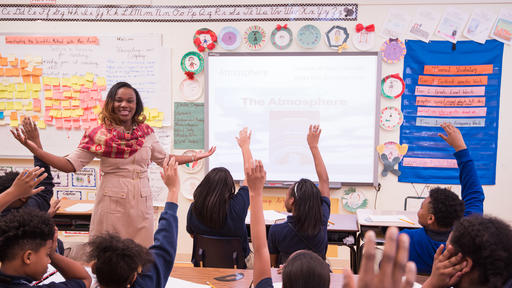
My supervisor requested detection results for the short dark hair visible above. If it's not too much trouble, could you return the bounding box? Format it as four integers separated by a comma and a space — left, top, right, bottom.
88, 233, 153, 288
429, 187, 464, 228
0, 171, 20, 194
450, 215, 512, 288
99, 82, 145, 126
290, 179, 323, 236
282, 250, 330, 288
0, 208, 55, 262
192, 167, 235, 229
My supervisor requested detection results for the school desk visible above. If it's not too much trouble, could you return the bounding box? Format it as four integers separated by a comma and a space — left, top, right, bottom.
54, 199, 94, 231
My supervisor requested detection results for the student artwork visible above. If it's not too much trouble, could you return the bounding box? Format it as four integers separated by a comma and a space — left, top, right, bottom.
296, 24, 322, 49
51, 168, 69, 187
376, 141, 408, 177
193, 28, 217, 52
244, 25, 267, 50
325, 25, 349, 50
380, 38, 406, 64
381, 9, 412, 39
380, 106, 403, 130
179, 73, 203, 102
218, 26, 242, 50
181, 176, 201, 200
181, 150, 204, 174
180, 51, 204, 75
463, 9, 497, 44
381, 74, 405, 99
271, 24, 293, 50
71, 167, 96, 188
435, 8, 470, 43
409, 8, 440, 42
490, 8, 512, 45
352, 23, 375, 51
342, 187, 368, 213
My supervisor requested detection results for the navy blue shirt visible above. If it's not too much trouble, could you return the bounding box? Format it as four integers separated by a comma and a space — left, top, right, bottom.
255, 277, 273, 288
0, 271, 84, 288
267, 196, 330, 264
186, 186, 250, 258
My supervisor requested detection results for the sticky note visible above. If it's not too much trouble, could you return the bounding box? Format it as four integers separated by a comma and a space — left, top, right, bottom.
55, 119, 63, 128
84, 81, 93, 89
10, 111, 17, 120
7, 54, 15, 62
0, 102, 5, 110
21, 69, 31, 76
32, 67, 42, 77
62, 100, 71, 108
0, 68, 4, 77
31, 83, 41, 91
157, 112, 164, 121
19, 60, 28, 69
37, 120, 46, 129
93, 106, 101, 115
5, 102, 14, 110
9, 120, 19, 127
16, 83, 25, 92
5, 68, 20, 77
13, 102, 22, 110
0, 57, 7, 66
62, 110, 72, 118
32, 76, 40, 84
32, 57, 42, 65
33, 99, 41, 112
0, 92, 8, 99
71, 100, 80, 107
72, 84, 81, 91
85, 72, 94, 82
72, 92, 80, 98
9, 58, 19, 67
32, 115, 39, 122
96, 77, 106, 86
44, 90, 53, 99
0, 111, 3, 119
23, 103, 32, 111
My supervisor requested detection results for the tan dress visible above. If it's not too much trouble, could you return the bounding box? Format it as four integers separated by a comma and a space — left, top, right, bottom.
66, 131, 166, 247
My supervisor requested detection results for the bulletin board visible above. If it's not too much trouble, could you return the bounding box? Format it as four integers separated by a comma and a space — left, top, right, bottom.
1, 33, 171, 158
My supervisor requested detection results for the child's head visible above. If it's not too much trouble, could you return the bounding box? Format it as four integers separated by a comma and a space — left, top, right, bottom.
417, 187, 464, 229
448, 215, 512, 288
282, 250, 330, 288
0, 208, 55, 280
88, 233, 153, 288
192, 167, 235, 229
0, 171, 27, 208
286, 179, 323, 235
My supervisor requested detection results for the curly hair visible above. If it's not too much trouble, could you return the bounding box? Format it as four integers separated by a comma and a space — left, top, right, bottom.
282, 250, 330, 288
88, 233, 154, 288
98, 82, 146, 127
450, 215, 512, 288
428, 187, 464, 229
0, 171, 20, 194
0, 208, 55, 262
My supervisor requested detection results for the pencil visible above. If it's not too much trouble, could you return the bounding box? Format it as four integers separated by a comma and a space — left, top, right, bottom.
328, 220, 335, 225
206, 281, 217, 288
400, 218, 415, 225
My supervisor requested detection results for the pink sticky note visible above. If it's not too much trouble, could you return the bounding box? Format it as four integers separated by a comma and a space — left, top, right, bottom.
33, 99, 41, 112
55, 119, 63, 129
53, 91, 63, 99
64, 119, 72, 130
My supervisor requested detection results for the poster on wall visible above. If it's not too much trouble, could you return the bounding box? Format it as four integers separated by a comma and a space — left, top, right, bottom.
399, 40, 504, 185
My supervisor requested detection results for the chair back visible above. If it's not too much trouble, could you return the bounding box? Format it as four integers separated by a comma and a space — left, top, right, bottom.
192, 234, 247, 269
404, 196, 426, 212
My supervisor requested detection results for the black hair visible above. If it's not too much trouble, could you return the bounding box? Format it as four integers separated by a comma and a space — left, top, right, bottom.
0, 171, 20, 194
290, 179, 323, 236
429, 187, 464, 229
192, 167, 236, 230
88, 233, 154, 288
99, 82, 145, 126
450, 215, 512, 288
282, 250, 330, 288
0, 208, 55, 262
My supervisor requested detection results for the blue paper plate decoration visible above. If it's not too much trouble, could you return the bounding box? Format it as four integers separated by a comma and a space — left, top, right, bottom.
297, 24, 322, 49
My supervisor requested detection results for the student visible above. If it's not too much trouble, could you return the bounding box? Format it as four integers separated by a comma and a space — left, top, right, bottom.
342, 228, 417, 288
186, 127, 253, 267
12, 82, 215, 247
87, 156, 180, 288
422, 215, 512, 288
0, 209, 92, 288
400, 123, 484, 274
248, 160, 331, 288
267, 124, 330, 266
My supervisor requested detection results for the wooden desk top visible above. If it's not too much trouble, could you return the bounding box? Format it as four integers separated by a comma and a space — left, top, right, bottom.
56, 199, 95, 216
245, 211, 359, 232
356, 209, 421, 229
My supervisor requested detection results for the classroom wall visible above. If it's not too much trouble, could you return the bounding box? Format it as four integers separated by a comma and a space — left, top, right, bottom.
2, 0, 511, 266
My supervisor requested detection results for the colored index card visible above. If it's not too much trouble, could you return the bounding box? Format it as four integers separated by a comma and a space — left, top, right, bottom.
84, 72, 94, 82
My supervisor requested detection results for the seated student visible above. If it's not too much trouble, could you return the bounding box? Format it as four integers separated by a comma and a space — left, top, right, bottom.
422, 215, 512, 288
1, 118, 57, 216
267, 125, 330, 267
0, 167, 47, 213
400, 123, 484, 274
0, 209, 92, 287
247, 160, 331, 288
186, 127, 253, 267
87, 156, 180, 288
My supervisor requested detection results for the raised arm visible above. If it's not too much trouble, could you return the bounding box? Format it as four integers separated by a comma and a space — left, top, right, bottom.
236, 127, 253, 186
172, 146, 216, 165
247, 160, 272, 286
307, 125, 329, 198
0, 167, 47, 212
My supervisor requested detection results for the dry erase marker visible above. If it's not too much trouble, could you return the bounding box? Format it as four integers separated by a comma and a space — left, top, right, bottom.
206, 281, 217, 288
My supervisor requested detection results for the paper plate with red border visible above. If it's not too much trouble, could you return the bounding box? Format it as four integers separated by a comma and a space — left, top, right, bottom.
180, 51, 204, 74
381, 73, 405, 99
193, 28, 217, 52
271, 24, 293, 50
380, 106, 403, 130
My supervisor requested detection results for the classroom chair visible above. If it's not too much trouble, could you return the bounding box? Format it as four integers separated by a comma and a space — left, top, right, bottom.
192, 234, 247, 269
404, 196, 426, 212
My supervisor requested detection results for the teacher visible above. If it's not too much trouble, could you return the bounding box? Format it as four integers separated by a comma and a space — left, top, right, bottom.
12, 81, 215, 247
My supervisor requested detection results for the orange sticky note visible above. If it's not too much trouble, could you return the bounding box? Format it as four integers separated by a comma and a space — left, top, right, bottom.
0, 57, 7, 66
19, 60, 28, 69
21, 69, 31, 76
32, 67, 42, 77
32, 115, 40, 122
0, 68, 4, 76
9, 58, 18, 67
32, 76, 41, 84
10, 111, 18, 121
5, 68, 20, 77
33, 99, 41, 112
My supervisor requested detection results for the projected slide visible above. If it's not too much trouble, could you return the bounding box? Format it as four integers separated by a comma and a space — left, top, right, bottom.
207, 53, 379, 184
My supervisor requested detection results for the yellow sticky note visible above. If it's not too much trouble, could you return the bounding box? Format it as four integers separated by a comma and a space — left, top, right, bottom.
44, 90, 53, 99
0, 84, 6, 91
13, 102, 23, 110
84, 81, 93, 89
44, 100, 53, 107
84, 72, 94, 82
42, 77, 51, 85
49, 110, 56, 117
62, 110, 72, 118
72, 92, 80, 98
0, 102, 5, 110
61, 100, 71, 108
31, 83, 41, 92
157, 112, 164, 121
5, 102, 14, 110
7, 84, 15, 92
96, 77, 106, 86
71, 100, 80, 107
63, 91, 72, 98
61, 78, 71, 87
9, 120, 19, 127
76, 108, 84, 116
50, 77, 60, 86
153, 121, 162, 128
24, 103, 32, 111
37, 120, 46, 129
149, 108, 158, 120
93, 106, 101, 115
72, 84, 81, 91
16, 83, 25, 92
0, 91, 9, 99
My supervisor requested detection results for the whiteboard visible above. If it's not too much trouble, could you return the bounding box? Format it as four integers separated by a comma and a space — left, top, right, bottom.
1, 33, 171, 158
206, 52, 381, 186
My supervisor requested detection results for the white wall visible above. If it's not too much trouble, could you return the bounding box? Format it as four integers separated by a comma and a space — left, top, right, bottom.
1, 0, 511, 265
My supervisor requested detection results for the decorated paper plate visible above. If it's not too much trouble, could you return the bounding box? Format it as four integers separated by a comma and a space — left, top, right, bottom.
179, 77, 203, 101
244, 25, 267, 50
352, 23, 376, 51
193, 28, 217, 52
380, 106, 403, 130
380, 38, 406, 64
297, 24, 322, 49
376, 141, 408, 162
325, 25, 350, 49
181, 149, 204, 174
181, 176, 201, 200
381, 73, 405, 99
342, 187, 368, 213
219, 26, 241, 50
271, 24, 293, 50
180, 51, 204, 74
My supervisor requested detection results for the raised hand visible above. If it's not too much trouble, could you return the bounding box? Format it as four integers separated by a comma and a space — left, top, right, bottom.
246, 160, 266, 197
10, 167, 48, 199
21, 117, 42, 149
438, 123, 467, 152
161, 156, 180, 203
422, 244, 468, 288
48, 198, 62, 217
307, 124, 321, 148
196, 146, 216, 160
10, 127, 39, 153
236, 127, 251, 149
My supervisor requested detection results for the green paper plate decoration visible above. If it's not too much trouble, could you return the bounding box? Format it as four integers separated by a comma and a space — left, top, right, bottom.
297, 24, 322, 49
271, 24, 293, 50
342, 187, 368, 213
244, 25, 267, 50
381, 73, 405, 99
181, 51, 204, 75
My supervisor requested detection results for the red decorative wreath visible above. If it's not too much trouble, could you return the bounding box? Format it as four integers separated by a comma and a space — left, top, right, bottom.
193, 28, 217, 52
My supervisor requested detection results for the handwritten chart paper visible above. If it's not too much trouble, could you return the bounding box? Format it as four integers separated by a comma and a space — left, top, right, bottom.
174, 102, 204, 150
399, 40, 503, 185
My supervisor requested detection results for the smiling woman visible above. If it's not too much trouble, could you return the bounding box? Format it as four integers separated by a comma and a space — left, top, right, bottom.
11, 81, 216, 247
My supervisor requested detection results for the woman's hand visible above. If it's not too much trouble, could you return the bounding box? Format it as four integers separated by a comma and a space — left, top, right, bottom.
196, 146, 216, 160
10, 127, 39, 153
22, 117, 42, 149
